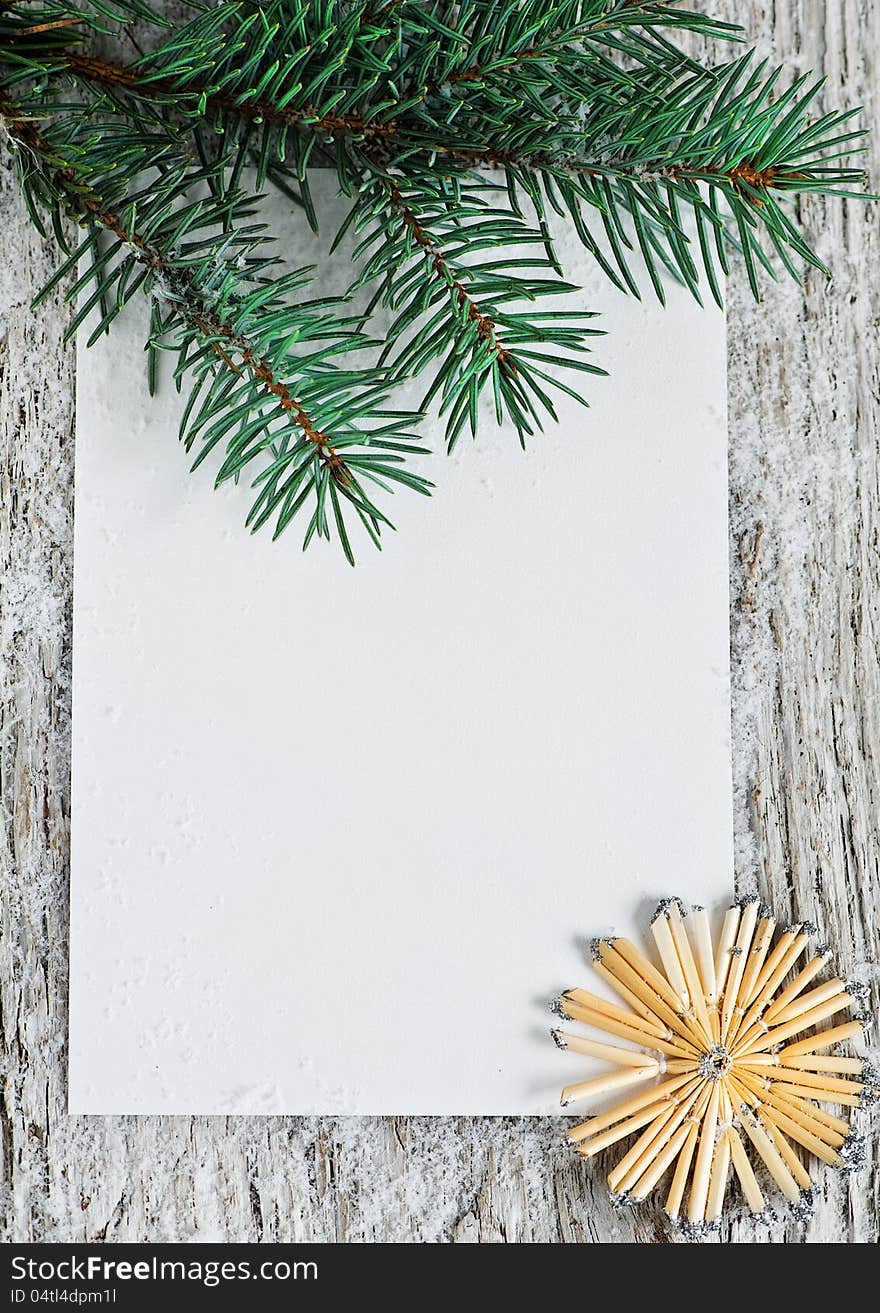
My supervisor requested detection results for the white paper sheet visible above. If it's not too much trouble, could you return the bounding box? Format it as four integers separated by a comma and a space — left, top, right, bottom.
69, 180, 732, 1113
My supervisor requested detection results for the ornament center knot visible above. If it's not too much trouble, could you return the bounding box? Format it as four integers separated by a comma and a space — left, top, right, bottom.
699, 1045, 731, 1080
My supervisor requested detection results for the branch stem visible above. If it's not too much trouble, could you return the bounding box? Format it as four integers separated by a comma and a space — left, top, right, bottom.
55, 54, 798, 198
381, 174, 514, 374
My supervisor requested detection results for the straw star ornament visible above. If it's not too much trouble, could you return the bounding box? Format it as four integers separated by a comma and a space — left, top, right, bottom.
552, 897, 876, 1231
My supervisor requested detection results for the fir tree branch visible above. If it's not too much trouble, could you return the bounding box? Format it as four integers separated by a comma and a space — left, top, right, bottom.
1, 91, 432, 559
49, 47, 814, 195
380, 172, 516, 375
350, 168, 604, 449
0, 0, 871, 559
57, 50, 399, 143
42, 48, 846, 206
410, 0, 739, 98
34, 17, 862, 308
35, 1, 733, 145
2, 100, 349, 469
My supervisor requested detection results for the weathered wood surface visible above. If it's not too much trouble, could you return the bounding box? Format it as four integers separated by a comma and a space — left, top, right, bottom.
1, 1, 878, 1242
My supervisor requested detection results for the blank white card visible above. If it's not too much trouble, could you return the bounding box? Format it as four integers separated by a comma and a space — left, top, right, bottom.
69, 182, 732, 1113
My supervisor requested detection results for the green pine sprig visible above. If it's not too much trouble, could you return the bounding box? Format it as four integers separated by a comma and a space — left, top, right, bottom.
3, 92, 432, 559
0, 0, 871, 561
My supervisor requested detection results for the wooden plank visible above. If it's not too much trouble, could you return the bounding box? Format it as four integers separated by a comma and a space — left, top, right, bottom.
0, 0, 877, 1241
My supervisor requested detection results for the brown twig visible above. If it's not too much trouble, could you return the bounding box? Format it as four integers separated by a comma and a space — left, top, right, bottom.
381, 175, 515, 375
431, 143, 789, 196
20, 18, 82, 36
729, 161, 778, 190
423, 43, 551, 96
61, 52, 396, 145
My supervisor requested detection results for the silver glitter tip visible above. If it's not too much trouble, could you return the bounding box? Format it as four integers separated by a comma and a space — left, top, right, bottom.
550, 996, 570, 1019
738, 893, 761, 909
788, 1189, 815, 1225
838, 1135, 867, 1174
673, 1218, 720, 1241
551, 1027, 568, 1050
859, 1063, 879, 1105
844, 980, 871, 1020
652, 896, 685, 921
590, 935, 616, 960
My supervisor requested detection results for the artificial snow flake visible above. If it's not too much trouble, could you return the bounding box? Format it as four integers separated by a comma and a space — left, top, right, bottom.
553, 896, 877, 1232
